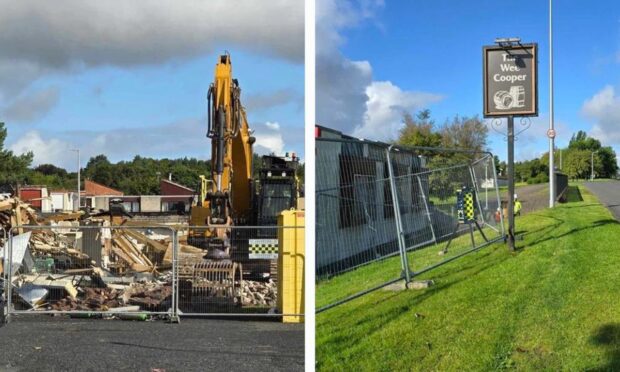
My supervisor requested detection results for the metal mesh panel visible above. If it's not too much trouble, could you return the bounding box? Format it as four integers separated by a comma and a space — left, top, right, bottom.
316, 137, 506, 312
175, 225, 303, 317
316, 139, 406, 311
400, 150, 504, 274
4, 225, 176, 319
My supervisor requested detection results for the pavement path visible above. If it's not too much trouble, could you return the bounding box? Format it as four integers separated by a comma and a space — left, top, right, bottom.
0, 317, 304, 372
585, 181, 620, 221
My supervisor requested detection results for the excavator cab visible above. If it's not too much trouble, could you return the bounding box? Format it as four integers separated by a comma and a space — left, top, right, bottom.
254, 154, 299, 227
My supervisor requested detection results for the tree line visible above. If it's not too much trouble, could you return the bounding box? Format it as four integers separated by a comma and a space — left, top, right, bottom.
0, 123, 304, 195
396, 111, 618, 185
512, 130, 617, 183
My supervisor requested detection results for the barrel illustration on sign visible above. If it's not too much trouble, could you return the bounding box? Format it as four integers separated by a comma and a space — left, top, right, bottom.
494, 85, 525, 110
483, 43, 537, 117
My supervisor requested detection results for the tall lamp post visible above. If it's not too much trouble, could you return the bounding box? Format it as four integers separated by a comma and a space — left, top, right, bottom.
548, 0, 556, 207
591, 150, 598, 181
70, 149, 80, 211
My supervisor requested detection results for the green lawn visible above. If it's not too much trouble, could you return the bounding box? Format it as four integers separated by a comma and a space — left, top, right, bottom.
317, 186, 620, 371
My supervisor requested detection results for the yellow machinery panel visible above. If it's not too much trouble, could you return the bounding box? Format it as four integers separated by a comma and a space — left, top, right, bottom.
277, 210, 305, 323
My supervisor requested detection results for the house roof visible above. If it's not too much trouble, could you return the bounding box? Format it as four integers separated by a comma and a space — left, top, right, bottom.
84, 179, 123, 196
160, 179, 195, 195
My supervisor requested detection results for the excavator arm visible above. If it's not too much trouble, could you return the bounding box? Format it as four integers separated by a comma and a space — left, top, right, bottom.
192, 53, 255, 258
206, 53, 254, 225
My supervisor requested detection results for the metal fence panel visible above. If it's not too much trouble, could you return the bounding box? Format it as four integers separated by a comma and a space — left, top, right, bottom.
316, 139, 408, 312
4, 224, 176, 321
1, 226, 6, 322
316, 137, 506, 312
174, 225, 304, 317
398, 149, 504, 276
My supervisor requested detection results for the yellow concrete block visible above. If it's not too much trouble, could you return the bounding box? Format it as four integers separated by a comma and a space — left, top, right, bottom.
277, 210, 304, 323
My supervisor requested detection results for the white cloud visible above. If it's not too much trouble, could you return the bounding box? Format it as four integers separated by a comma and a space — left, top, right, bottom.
9, 131, 71, 168
0, 1, 303, 103
7, 118, 301, 169
254, 122, 285, 155
582, 85, 620, 144
316, 0, 442, 140
354, 81, 444, 140
265, 122, 281, 130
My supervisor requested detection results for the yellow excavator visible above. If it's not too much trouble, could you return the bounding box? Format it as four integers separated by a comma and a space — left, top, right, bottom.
184, 53, 299, 307
188, 53, 255, 258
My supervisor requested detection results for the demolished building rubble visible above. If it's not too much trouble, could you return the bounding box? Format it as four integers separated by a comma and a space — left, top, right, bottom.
0, 195, 278, 318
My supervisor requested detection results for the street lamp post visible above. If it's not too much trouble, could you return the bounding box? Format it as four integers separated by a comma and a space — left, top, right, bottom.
548, 0, 556, 207
70, 149, 80, 211
591, 151, 597, 181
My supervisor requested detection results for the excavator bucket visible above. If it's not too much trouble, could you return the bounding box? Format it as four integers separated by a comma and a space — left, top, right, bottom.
183, 260, 242, 309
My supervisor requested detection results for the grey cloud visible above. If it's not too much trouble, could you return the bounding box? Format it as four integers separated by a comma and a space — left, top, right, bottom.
316, 0, 380, 132
244, 89, 302, 112
2, 87, 60, 123
316, 54, 372, 131
0, 1, 303, 99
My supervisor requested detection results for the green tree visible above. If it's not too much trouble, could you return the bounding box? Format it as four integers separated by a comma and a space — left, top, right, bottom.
397, 110, 442, 149
0, 122, 33, 188
84, 154, 114, 186
563, 149, 593, 180
440, 115, 488, 152
568, 130, 601, 151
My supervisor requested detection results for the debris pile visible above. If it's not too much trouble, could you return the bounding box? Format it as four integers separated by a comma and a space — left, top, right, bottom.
51, 287, 123, 311
241, 279, 277, 307
0, 196, 278, 316
0, 195, 38, 235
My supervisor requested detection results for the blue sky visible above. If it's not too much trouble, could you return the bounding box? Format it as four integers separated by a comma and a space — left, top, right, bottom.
0, 1, 304, 169
317, 0, 620, 161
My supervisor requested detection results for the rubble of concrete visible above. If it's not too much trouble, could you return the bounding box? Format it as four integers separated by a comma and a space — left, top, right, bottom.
0, 196, 278, 316
241, 279, 277, 307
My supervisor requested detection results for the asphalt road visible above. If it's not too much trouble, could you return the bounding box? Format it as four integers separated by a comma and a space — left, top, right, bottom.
500, 183, 549, 215
0, 317, 304, 372
585, 181, 620, 221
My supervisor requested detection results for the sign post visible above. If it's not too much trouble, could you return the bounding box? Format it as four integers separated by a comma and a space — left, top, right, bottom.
484, 40, 538, 251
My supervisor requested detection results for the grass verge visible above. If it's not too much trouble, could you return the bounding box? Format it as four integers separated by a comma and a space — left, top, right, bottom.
317, 186, 620, 371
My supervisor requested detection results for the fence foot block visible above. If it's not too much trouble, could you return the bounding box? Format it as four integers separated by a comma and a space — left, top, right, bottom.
382, 280, 434, 291
408, 280, 435, 290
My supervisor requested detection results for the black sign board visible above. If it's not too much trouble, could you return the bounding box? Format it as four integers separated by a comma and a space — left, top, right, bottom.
483, 43, 538, 117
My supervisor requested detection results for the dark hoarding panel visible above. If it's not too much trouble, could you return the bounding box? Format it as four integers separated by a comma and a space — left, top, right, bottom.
483, 44, 538, 117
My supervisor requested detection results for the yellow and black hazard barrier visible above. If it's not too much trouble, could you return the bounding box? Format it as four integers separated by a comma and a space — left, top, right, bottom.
248, 239, 278, 259
457, 187, 476, 223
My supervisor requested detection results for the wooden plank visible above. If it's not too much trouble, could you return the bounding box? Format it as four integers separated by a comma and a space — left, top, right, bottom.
0, 199, 15, 212
14, 202, 23, 234
122, 229, 168, 253
113, 233, 153, 268
45, 212, 82, 223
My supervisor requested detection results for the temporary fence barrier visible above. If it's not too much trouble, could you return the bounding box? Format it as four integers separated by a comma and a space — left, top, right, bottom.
3, 221, 304, 322
398, 147, 505, 279
3, 224, 177, 322
1, 226, 6, 321
174, 224, 305, 318
316, 137, 506, 312
2, 221, 304, 322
